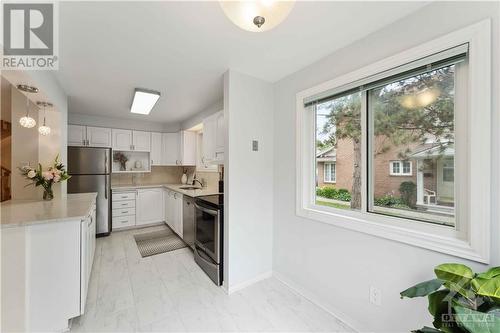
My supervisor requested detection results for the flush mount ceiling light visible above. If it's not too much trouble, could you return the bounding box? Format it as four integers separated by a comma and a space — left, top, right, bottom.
17, 84, 39, 128
130, 88, 161, 115
37, 101, 53, 136
220, 0, 295, 32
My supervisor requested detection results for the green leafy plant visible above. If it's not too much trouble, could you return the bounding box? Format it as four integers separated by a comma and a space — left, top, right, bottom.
374, 194, 406, 207
316, 187, 351, 202
401, 263, 500, 333
399, 181, 417, 208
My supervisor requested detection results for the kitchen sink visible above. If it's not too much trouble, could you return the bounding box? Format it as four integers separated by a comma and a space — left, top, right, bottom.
179, 185, 202, 190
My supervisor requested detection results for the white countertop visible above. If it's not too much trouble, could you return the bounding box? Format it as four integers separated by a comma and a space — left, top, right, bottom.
112, 183, 221, 197
1, 192, 97, 229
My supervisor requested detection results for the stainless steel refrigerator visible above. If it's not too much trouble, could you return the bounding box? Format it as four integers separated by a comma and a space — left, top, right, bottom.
67, 146, 111, 236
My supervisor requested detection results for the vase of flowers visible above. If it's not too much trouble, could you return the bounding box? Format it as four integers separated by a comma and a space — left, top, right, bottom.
113, 152, 128, 171
19, 155, 71, 201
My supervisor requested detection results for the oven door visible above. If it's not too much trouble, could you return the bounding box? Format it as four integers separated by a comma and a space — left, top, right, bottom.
194, 202, 220, 264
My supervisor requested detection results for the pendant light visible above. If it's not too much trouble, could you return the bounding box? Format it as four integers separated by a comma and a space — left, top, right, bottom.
17, 84, 39, 128
220, 0, 295, 32
37, 101, 53, 136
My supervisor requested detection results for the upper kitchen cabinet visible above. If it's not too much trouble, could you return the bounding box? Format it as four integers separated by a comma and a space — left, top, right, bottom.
132, 131, 151, 152
112, 129, 133, 150
150, 132, 163, 166
162, 132, 179, 165
162, 131, 196, 166
214, 111, 225, 162
202, 114, 217, 162
112, 129, 150, 152
179, 130, 196, 166
87, 126, 112, 147
68, 125, 111, 147
68, 125, 86, 146
201, 111, 224, 164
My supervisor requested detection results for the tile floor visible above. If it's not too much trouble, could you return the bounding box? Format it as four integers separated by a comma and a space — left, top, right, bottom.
70, 225, 352, 332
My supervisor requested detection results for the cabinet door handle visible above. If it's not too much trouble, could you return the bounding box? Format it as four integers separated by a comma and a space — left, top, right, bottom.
122, 210, 129, 214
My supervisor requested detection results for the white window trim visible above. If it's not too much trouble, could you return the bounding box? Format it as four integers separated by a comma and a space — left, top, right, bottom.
296, 20, 491, 263
389, 160, 412, 176
323, 162, 336, 183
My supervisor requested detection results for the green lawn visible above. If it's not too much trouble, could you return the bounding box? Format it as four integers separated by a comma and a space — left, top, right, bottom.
316, 200, 350, 210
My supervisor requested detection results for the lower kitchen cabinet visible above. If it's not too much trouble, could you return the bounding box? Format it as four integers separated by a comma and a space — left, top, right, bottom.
112, 190, 137, 230
164, 189, 183, 237
136, 188, 164, 225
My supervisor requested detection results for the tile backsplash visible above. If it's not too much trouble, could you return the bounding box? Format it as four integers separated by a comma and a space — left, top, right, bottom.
111, 166, 221, 190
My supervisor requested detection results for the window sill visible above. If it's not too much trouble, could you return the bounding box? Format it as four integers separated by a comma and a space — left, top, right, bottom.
296, 205, 489, 264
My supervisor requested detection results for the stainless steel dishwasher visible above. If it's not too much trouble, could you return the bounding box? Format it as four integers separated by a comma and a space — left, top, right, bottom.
182, 196, 195, 248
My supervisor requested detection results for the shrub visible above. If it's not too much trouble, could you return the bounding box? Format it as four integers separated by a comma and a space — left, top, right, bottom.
374, 194, 404, 207
316, 187, 351, 202
399, 181, 417, 208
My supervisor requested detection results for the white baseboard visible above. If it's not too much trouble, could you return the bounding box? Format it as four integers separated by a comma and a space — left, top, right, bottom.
226, 271, 273, 294
273, 271, 364, 333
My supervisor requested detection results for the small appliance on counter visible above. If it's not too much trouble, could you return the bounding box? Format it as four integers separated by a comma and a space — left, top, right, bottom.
194, 194, 223, 286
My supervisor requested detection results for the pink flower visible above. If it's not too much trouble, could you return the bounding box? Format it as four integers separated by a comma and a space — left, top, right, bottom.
53, 174, 61, 182
42, 171, 54, 181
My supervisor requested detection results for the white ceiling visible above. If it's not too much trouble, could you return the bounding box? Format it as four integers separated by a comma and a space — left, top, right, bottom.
56, 1, 428, 124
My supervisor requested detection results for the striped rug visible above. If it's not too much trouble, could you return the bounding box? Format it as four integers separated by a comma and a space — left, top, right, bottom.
134, 228, 187, 257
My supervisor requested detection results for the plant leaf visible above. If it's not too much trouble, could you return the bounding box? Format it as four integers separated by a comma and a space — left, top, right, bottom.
453, 305, 500, 333
444, 281, 476, 301
401, 279, 444, 298
475, 278, 500, 302
412, 327, 445, 333
435, 263, 474, 284
477, 267, 500, 280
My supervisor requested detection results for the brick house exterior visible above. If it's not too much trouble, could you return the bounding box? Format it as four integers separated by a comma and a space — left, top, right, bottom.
317, 138, 441, 199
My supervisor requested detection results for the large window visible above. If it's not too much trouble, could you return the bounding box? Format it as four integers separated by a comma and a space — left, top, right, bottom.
297, 21, 491, 263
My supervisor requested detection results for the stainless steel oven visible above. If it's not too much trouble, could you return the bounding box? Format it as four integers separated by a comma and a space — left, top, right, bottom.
194, 195, 223, 286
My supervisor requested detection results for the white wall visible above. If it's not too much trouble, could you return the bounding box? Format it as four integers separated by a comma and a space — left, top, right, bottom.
10, 86, 40, 200
224, 70, 274, 291
3, 69, 69, 198
272, 2, 499, 332
181, 99, 223, 130
68, 112, 180, 133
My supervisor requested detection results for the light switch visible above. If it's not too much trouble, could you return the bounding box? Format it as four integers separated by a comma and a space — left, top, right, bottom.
252, 140, 258, 151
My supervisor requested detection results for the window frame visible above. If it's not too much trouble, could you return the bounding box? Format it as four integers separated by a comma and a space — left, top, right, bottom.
296, 20, 491, 263
389, 160, 412, 176
323, 162, 336, 183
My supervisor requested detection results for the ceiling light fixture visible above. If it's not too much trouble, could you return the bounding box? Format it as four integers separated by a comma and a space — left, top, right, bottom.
37, 101, 53, 136
130, 88, 161, 115
220, 0, 295, 32
17, 84, 39, 128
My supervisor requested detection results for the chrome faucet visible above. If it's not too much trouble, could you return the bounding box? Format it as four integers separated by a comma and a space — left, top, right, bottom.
193, 178, 203, 188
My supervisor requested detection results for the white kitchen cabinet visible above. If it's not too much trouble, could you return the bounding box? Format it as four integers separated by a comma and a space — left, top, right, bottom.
112, 129, 133, 150
137, 188, 164, 225
162, 132, 179, 165
69, 125, 112, 147
87, 126, 112, 147
150, 132, 163, 166
112, 190, 136, 229
179, 130, 196, 166
68, 125, 87, 146
132, 130, 151, 152
164, 189, 183, 237
80, 203, 96, 314
201, 110, 225, 164
202, 114, 217, 162
214, 111, 225, 162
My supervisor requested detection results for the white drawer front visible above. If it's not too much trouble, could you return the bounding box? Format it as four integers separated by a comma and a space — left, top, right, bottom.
112, 192, 136, 201
112, 208, 136, 217
113, 216, 135, 229
113, 200, 135, 209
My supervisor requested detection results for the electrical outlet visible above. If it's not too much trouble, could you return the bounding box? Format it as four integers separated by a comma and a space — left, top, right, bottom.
252, 140, 258, 151
369, 286, 382, 306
